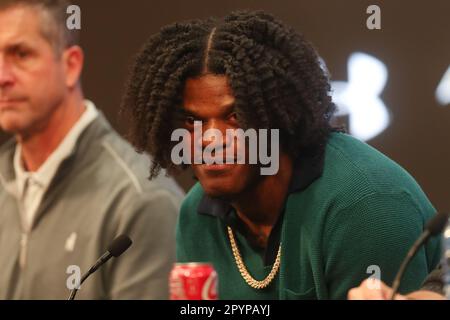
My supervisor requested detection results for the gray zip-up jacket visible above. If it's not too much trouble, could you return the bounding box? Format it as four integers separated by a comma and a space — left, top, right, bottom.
0, 113, 182, 300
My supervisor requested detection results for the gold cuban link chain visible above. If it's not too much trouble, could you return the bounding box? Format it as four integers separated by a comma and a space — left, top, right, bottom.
227, 226, 281, 290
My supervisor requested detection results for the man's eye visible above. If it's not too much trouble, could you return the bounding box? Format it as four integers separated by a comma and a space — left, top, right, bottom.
229, 112, 238, 122
15, 50, 30, 59
185, 116, 196, 125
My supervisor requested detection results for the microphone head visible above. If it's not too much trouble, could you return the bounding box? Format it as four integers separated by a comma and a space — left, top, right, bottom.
426, 212, 450, 236
108, 235, 132, 257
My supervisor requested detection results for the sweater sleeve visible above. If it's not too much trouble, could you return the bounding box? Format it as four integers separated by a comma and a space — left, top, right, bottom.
175, 183, 204, 263
322, 191, 441, 299
175, 206, 189, 263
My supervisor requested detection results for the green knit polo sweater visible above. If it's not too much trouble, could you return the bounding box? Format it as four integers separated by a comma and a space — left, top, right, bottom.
176, 133, 441, 299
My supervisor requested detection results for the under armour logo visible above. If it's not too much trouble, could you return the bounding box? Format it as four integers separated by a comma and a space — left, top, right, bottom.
436, 66, 450, 106
331, 52, 390, 141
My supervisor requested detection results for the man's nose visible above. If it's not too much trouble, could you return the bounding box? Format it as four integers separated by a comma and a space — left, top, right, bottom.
200, 120, 228, 149
0, 57, 15, 88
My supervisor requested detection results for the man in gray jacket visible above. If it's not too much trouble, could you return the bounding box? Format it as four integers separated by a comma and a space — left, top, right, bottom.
0, 0, 182, 299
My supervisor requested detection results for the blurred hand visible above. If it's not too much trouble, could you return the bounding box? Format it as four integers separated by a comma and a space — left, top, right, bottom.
348, 278, 445, 300
348, 278, 407, 300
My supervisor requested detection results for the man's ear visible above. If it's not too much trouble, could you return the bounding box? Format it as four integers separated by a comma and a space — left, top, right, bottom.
62, 45, 84, 88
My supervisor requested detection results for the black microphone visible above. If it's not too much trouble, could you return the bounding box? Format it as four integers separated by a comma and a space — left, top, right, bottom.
67, 235, 132, 300
390, 212, 449, 299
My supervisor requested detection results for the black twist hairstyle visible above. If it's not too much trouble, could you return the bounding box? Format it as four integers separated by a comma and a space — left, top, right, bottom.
122, 10, 336, 179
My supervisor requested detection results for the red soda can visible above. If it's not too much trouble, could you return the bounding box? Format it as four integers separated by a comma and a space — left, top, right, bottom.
169, 263, 218, 300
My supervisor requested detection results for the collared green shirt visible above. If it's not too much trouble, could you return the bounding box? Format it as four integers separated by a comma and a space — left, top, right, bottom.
176, 132, 441, 299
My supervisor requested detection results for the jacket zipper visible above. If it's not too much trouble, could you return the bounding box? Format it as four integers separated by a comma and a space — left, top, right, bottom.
19, 233, 29, 269
16, 198, 30, 270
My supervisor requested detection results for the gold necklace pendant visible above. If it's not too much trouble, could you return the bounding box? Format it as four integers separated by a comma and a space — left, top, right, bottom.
227, 226, 281, 290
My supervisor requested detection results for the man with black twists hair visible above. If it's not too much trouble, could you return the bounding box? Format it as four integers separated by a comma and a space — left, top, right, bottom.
122, 11, 440, 299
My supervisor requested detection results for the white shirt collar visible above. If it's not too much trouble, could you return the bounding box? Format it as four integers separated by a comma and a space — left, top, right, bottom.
14, 100, 99, 197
